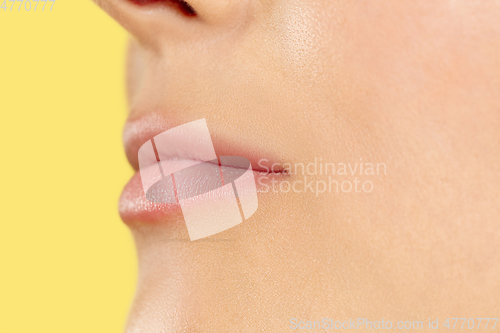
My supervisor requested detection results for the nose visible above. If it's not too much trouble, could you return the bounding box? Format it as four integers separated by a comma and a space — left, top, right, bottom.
94, 0, 254, 48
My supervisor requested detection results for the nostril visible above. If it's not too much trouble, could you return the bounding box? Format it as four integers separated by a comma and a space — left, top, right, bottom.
128, 0, 197, 17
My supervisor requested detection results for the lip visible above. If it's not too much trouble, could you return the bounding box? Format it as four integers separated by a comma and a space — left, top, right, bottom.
119, 112, 286, 224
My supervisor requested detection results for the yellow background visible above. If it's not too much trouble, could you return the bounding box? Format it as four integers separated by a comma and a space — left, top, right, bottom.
0, 1, 136, 332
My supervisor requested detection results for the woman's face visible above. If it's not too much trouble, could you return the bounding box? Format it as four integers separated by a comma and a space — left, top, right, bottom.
95, 0, 500, 331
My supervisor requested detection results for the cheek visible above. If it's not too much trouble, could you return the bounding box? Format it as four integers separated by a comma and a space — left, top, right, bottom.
266, 0, 347, 81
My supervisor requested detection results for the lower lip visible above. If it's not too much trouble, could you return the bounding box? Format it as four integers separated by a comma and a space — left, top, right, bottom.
119, 161, 282, 224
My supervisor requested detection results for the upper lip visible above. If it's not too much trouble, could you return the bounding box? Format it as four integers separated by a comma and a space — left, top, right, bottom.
123, 112, 286, 174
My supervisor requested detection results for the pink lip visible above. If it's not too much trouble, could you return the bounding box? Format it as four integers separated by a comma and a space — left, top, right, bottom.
119, 113, 285, 224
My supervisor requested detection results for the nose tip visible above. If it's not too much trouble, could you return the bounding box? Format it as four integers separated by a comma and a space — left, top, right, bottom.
125, 0, 251, 26
99, 0, 253, 48
186, 0, 249, 25
128, 0, 197, 17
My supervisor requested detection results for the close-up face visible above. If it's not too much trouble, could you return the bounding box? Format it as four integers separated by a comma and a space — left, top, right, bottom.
94, 0, 500, 331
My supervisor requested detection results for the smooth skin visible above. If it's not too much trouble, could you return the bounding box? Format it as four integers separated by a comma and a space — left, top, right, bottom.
94, 0, 500, 331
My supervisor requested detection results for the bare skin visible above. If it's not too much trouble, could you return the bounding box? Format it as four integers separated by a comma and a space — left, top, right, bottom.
94, 0, 500, 331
